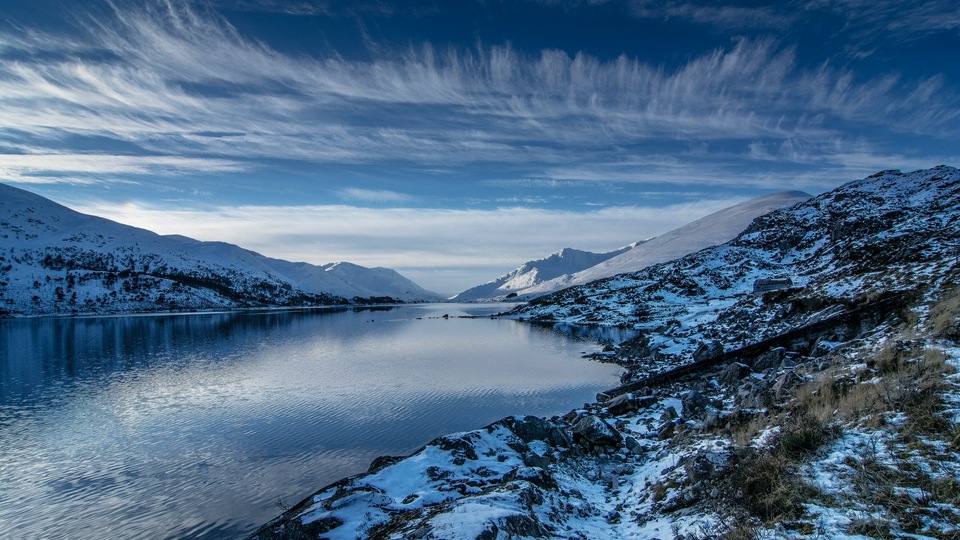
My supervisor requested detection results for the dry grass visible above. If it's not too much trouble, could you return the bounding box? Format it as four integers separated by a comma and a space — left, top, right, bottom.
725, 411, 835, 524
928, 285, 960, 340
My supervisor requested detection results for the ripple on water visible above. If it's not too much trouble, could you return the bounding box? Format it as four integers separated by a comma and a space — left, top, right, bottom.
0, 306, 621, 538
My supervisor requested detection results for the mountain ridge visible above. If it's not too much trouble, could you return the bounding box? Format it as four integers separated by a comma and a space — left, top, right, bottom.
0, 183, 443, 316
452, 190, 812, 302
253, 165, 960, 540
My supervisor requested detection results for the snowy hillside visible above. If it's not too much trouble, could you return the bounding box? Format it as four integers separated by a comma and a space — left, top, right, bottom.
453, 191, 810, 302
0, 183, 442, 316
512, 166, 960, 365
450, 246, 633, 302
254, 166, 960, 539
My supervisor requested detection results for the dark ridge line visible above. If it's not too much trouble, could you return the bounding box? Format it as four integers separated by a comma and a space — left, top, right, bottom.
597, 291, 915, 401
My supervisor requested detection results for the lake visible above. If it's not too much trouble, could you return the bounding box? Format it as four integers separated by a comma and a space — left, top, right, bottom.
0, 304, 623, 539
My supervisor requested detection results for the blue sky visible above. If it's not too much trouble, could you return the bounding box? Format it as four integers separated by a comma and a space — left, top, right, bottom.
1, 0, 958, 294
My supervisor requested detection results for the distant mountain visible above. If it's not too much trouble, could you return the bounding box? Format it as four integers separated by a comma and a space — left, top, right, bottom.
452, 191, 811, 302
0, 183, 443, 316
510, 166, 960, 361
450, 246, 634, 302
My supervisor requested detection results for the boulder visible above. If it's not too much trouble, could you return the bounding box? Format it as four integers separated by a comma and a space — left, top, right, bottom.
605, 393, 640, 416
570, 415, 621, 448
498, 416, 572, 448
717, 362, 752, 386
693, 340, 724, 361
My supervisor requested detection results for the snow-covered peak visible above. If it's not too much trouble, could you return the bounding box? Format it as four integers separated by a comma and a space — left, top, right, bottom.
452, 190, 810, 302
450, 245, 632, 302
0, 183, 443, 316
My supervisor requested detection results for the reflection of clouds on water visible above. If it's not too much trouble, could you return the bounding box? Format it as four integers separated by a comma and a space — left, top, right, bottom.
0, 305, 619, 539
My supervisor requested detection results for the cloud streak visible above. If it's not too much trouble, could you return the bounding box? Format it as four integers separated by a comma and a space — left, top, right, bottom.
0, 0, 955, 190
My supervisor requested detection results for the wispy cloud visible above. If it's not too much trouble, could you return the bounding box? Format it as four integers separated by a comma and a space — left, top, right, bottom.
0, 154, 246, 183
0, 0, 954, 188
340, 188, 412, 202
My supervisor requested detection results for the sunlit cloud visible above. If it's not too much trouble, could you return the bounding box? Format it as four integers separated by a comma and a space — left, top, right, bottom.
69, 197, 746, 293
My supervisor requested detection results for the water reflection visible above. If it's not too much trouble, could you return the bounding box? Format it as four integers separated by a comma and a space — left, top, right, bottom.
0, 304, 620, 539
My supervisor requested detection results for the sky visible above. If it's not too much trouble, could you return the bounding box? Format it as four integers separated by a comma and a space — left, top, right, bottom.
1, 0, 958, 295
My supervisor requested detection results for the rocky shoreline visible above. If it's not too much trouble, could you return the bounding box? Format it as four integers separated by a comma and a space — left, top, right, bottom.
251, 283, 960, 538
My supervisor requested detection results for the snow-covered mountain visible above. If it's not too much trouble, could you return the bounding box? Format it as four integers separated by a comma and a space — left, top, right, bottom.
0, 183, 443, 316
511, 166, 960, 363
253, 166, 960, 539
452, 190, 811, 302
450, 246, 634, 302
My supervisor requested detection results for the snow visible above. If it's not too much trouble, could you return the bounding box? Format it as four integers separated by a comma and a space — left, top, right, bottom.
452, 191, 810, 302
0, 182, 443, 316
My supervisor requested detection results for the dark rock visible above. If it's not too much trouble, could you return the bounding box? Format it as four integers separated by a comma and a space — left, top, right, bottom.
660, 406, 679, 422
751, 347, 786, 371
368, 455, 405, 474
657, 421, 676, 440
570, 415, 621, 448
717, 362, 752, 386
503, 466, 558, 490
693, 340, 724, 361
605, 393, 640, 416
498, 416, 571, 448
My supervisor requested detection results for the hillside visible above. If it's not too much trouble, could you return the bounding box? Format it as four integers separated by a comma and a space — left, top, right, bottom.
252, 166, 960, 539
450, 246, 633, 302
0, 184, 442, 316
453, 191, 811, 302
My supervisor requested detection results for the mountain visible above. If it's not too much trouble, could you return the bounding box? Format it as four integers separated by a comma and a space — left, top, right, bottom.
0, 183, 443, 316
450, 246, 634, 302
452, 191, 811, 302
511, 166, 960, 363
254, 166, 960, 540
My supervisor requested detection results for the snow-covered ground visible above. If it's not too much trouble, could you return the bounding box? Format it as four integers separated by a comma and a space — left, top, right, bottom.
253, 167, 960, 539
0, 183, 443, 316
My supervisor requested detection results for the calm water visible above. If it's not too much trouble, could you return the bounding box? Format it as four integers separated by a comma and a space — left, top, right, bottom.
0, 304, 622, 539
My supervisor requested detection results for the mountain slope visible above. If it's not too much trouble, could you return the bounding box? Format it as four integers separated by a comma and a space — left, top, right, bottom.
0, 183, 442, 316
518, 190, 812, 299
510, 166, 960, 369
452, 191, 811, 302
253, 166, 960, 539
450, 246, 633, 302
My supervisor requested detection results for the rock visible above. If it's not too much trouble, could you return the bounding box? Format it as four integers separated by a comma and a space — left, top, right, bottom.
682, 391, 710, 417
570, 415, 622, 448
693, 340, 724, 361
752, 347, 787, 371
503, 466, 558, 490
773, 371, 798, 400
605, 393, 640, 416
660, 406, 679, 422
717, 362, 752, 386
499, 416, 572, 448
657, 421, 676, 440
